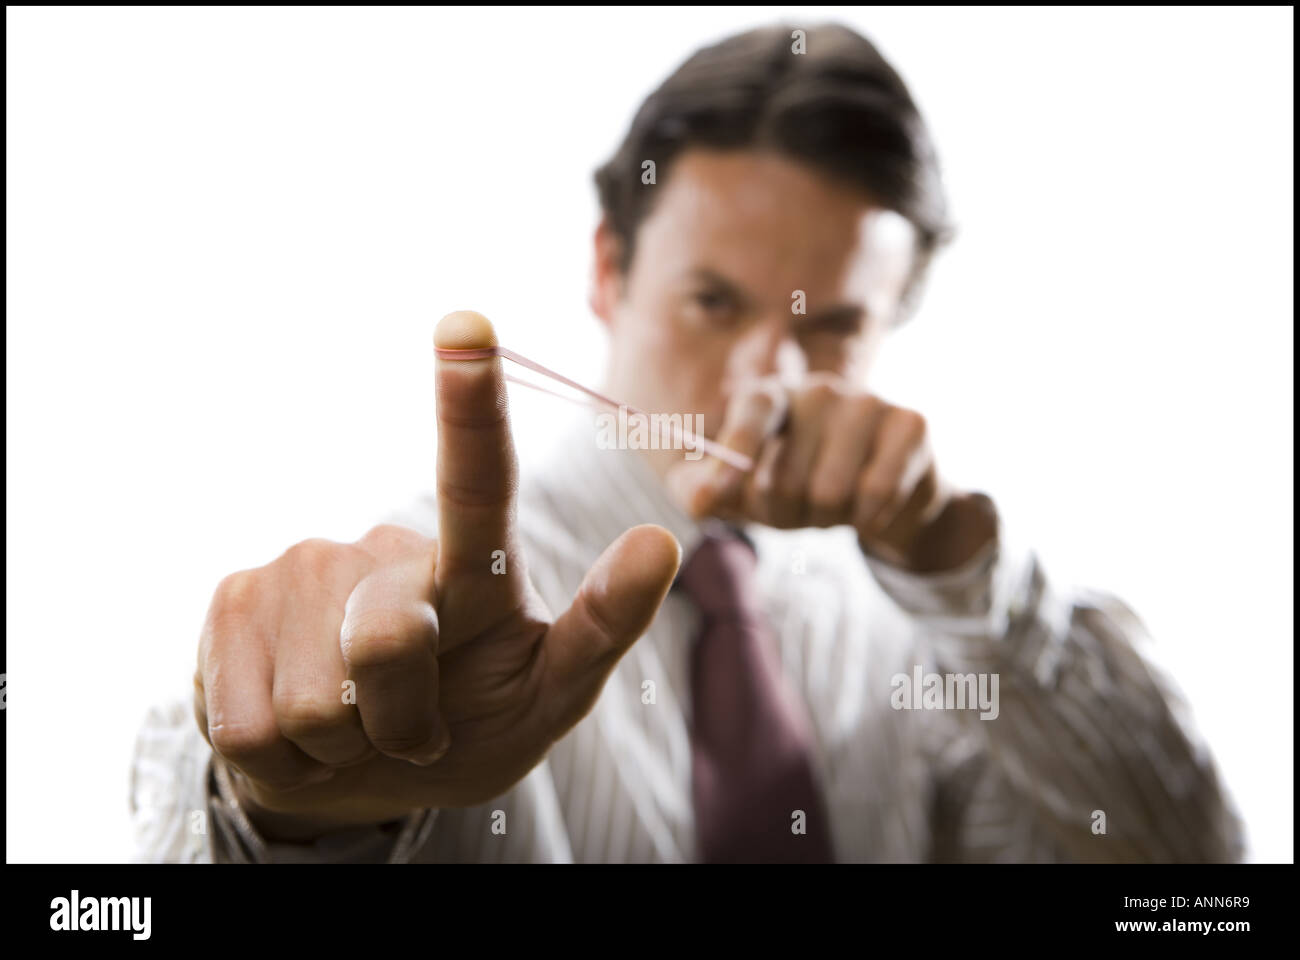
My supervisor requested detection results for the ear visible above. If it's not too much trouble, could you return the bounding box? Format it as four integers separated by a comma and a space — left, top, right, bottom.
588, 216, 625, 330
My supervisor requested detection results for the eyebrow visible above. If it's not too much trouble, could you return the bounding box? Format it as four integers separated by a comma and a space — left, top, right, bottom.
688, 268, 752, 306
797, 303, 867, 332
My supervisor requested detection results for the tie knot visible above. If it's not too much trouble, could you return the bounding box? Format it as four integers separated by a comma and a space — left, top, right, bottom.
676, 524, 762, 622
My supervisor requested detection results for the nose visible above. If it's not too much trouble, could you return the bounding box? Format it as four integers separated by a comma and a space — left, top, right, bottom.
728, 317, 806, 386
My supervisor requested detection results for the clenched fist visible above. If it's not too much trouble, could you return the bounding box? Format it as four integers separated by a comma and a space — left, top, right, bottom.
667, 375, 997, 573
194, 311, 681, 838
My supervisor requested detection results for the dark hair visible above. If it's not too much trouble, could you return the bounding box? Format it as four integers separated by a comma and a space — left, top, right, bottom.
594, 22, 955, 325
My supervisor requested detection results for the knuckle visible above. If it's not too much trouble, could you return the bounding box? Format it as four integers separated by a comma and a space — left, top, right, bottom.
847, 394, 879, 423
283, 537, 346, 575
341, 605, 435, 670
859, 474, 896, 504
211, 570, 261, 615
897, 408, 927, 441
203, 573, 263, 655
273, 691, 351, 740
437, 471, 519, 510
208, 718, 279, 764
802, 380, 842, 409
357, 523, 430, 559
808, 479, 850, 513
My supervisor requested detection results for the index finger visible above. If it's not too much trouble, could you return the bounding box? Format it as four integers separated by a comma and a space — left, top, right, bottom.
433, 311, 520, 581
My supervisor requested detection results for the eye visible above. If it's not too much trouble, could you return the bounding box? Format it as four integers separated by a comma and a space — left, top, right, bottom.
691, 283, 743, 325
694, 288, 734, 313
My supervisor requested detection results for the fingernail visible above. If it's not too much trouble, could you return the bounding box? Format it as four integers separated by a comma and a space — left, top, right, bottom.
292, 767, 337, 789
410, 725, 452, 766
433, 723, 452, 758
335, 746, 377, 769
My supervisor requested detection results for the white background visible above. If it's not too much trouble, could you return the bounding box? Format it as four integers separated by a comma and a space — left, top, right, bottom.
6, 6, 1293, 862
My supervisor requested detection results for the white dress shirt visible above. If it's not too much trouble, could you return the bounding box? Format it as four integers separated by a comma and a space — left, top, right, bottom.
130, 410, 1246, 863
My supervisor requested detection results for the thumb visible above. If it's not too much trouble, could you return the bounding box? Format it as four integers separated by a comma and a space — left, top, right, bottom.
541, 524, 681, 733
667, 378, 786, 518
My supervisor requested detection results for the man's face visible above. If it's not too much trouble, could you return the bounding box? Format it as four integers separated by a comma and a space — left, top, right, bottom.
592, 148, 918, 475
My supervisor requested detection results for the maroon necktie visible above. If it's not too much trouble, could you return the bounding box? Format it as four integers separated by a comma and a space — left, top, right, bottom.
676, 524, 835, 863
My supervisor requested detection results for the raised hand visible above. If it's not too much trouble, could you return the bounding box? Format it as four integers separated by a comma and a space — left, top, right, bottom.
667, 374, 996, 574
194, 311, 682, 835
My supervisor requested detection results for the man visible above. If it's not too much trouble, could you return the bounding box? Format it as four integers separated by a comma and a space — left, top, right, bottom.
131, 22, 1244, 863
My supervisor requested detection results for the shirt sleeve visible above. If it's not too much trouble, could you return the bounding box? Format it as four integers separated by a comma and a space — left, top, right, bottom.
862, 511, 1247, 863
129, 696, 572, 863
128, 699, 218, 862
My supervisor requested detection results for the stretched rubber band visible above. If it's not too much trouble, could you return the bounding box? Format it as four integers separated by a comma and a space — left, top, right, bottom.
436, 345, 754, 471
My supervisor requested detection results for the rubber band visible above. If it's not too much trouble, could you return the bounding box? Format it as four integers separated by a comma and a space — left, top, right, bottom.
436, 345, 754, 472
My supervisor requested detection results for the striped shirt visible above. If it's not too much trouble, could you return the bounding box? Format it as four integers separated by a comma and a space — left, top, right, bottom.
130, 411, 1246, 863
